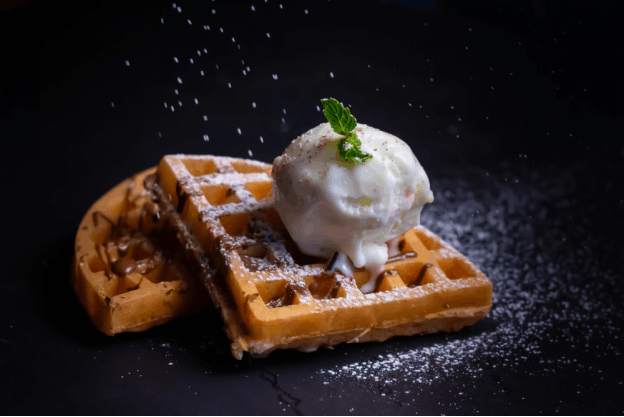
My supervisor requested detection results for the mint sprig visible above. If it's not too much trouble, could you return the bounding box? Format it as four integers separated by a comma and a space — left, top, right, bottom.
321, 98, 372, 165
322, 97, 357, 135
338, 132, 372, 165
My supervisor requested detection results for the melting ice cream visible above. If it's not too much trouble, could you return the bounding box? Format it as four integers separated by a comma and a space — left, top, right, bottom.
272, 122, 433, 285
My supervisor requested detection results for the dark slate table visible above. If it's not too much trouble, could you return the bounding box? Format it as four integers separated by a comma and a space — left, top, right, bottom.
1, 0, 623, 414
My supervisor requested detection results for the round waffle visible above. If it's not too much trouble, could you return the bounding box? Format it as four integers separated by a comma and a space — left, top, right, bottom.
71, 168, 210, 335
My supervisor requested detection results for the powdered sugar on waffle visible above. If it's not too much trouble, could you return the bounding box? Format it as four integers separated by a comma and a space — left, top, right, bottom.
165, 155, 330, 284
166, 155, 490, 332
166, 154, 273, 219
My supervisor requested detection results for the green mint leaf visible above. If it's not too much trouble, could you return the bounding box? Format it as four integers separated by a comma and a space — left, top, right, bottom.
338, 132, 372, 165
321, 98, 372, 165
345, 131, 362, 149
321, 98, 357, 135
337, 137, 349, 162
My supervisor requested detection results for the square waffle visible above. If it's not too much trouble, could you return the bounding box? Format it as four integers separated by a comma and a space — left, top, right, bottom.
71, 169, 210, 335
150, 155, 493, 359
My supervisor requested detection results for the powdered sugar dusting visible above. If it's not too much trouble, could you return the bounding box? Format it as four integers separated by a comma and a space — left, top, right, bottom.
315, 166, 623, 402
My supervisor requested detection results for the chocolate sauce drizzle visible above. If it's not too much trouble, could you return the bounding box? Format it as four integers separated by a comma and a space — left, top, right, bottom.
386, 251, 417, 264
92, 211, 115, 228
409, 263, 433, 288
375, 269, 399, 292
175, 177, 203, 213
237, 243, 270, 272
175, 181, 189, 213
379, 269, 399, 278
308, 271, 341, 300
90, 175, 170, 280
111, 259, 138, 276
366, 250, 423, 291
267, 282, 307, 308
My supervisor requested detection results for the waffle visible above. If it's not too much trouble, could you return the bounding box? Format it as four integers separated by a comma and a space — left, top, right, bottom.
150, 154, 493, 359
71, 168, 210, 336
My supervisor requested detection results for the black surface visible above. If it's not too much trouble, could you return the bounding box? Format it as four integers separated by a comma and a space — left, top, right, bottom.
1, 0, 623, 414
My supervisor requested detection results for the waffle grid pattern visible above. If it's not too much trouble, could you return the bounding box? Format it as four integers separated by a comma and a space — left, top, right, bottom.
157, 155, 492, 358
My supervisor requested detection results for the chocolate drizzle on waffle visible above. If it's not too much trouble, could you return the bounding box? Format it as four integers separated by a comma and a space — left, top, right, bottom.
308, 271, 342, 300
410, 263, 433, 288
386, 251, 417, 264
93, 172, 222, 285
267, 282, 307, 308
71, 168, 211, 336
175, 177, 203, 214
90, 179, 169, 280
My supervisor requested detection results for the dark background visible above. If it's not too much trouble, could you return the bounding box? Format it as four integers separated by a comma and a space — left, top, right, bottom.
1, 0, 623, 414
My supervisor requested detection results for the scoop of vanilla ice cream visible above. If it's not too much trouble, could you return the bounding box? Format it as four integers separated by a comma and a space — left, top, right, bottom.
272, 122, 433, 268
